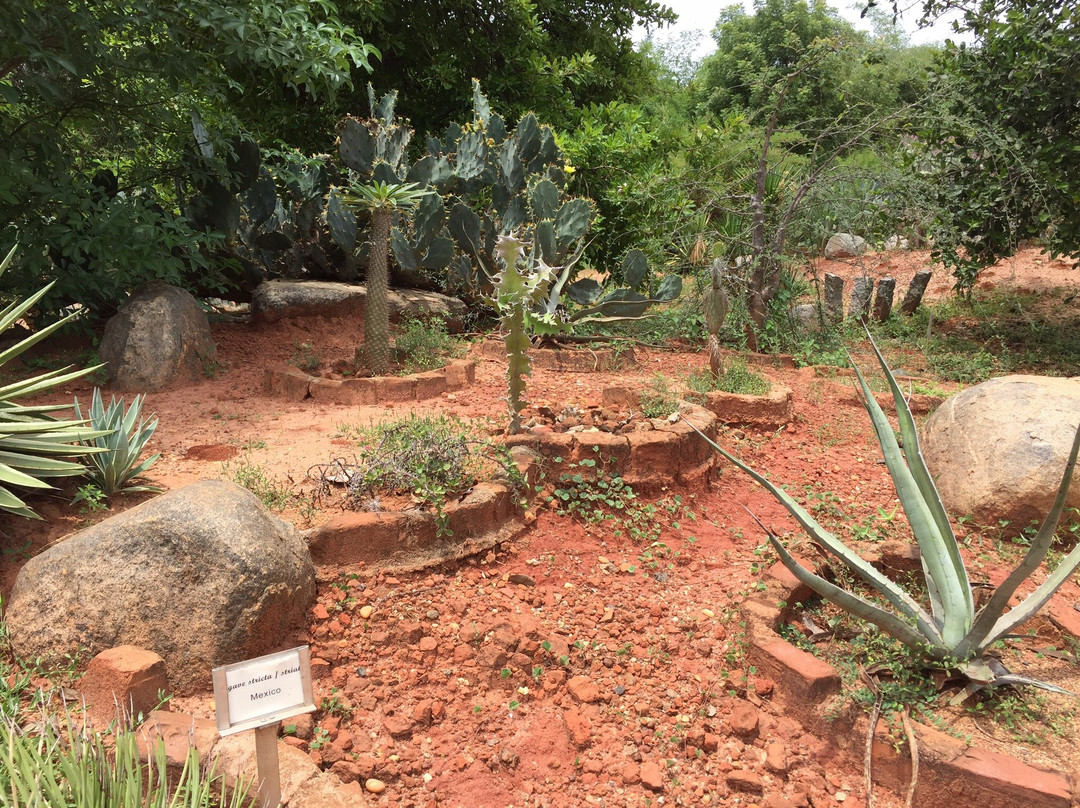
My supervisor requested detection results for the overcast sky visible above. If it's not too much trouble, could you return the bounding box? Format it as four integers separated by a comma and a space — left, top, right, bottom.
637, 0, 970, 59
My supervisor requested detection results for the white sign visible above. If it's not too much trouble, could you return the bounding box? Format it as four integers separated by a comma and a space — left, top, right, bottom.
212, 646, 316, 736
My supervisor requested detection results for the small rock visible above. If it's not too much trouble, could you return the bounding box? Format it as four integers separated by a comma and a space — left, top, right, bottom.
701, 608, 715, 618
364, 778, 386, 794
312, 604, 329, 620
359, 605, 375, 619
508, 573, 536, 587
640, 761, 664, 791
728, 701, 761, 738
567, 676, 601, 704
563, 710, 592, 748
726, 769, 764, 795
765, 741, 789, 774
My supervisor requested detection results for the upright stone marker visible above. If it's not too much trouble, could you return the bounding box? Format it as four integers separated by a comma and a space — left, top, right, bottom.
901, 270, 933, 315
848, 276, 874, 322
824, 273, 845, 322
872, 277, 896, 321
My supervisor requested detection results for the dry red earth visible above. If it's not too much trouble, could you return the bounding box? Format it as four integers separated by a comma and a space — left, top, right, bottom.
3, 248, 1080, 808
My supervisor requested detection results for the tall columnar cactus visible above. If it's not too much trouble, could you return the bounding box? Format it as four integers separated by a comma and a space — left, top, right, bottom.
492, 235, 556, 433
702, 259, 731, 378
340, 182, 433, 375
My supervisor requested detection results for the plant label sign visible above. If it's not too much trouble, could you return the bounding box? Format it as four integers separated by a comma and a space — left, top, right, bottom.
212, 646, 316, 736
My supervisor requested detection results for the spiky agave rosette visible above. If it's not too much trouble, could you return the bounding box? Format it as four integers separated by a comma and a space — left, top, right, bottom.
686, 329, 1080, 701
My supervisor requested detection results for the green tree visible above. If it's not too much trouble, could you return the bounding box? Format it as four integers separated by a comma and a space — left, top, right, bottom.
911, 0, 1080, 289
0, 0, 376, 316
340, 0, 677, 137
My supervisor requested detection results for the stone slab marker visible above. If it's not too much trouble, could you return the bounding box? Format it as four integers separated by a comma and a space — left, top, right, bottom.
872, 277, 896, 321
901, 269, 933, 315
848, 276, 874, 322
824, 273, 845, 322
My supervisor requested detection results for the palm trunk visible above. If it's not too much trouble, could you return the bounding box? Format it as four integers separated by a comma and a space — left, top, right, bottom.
365, 209, 391, 375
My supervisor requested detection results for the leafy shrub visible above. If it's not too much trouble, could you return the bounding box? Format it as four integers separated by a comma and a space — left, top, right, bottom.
393, 315, 464, 374
223, 458, 295, 511
73, 388, 161, 497
338, 414, 523, 535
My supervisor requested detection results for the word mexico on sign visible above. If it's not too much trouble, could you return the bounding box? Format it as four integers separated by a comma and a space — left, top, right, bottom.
212, 646, 316, 736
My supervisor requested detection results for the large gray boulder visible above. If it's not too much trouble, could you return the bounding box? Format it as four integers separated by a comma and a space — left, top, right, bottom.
4, 481, 315, 693
825, 233, 867, 259
251, 279, 466, 331
100, 282, 217, 391
921, 375, 1080, 534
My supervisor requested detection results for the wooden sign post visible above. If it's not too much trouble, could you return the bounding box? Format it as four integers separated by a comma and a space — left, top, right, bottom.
212, 646, 316, 807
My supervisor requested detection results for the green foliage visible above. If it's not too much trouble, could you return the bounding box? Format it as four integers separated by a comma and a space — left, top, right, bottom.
914, 0, 1080, 289
0, 702, 252, 807
73, 388, 162, 497
1, 0, 376, 312
0, 246, 113, 519
290, 340, 322, 372
686, 360, 772, 396
339, 414, 523, 536
72, 483, 108, 514
340, 0, 675, 137
546, 452, 662, 543
638, 375, 680, 418
691, 330, 1080, 699
393, 316, 464, 374
223, 458, 296, 512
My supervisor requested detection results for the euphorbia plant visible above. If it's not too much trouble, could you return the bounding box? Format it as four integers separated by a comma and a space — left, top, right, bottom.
689, 332, 1080, 701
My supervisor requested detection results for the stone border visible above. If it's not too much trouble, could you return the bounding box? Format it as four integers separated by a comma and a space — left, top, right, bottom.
700, 382, 794, 428
503, 401, 718, 493
264, 359, 476, 404
740, 561, 1074, 808
305, 450, 538, 576
473, 338, 637, 372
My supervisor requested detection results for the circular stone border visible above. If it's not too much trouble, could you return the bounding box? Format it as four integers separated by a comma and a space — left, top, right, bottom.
473, 338, 637, 372
304, 448, 538, 576
503, 401, 718, 493
740, 559, 1074, 808
263, 359, 476, 405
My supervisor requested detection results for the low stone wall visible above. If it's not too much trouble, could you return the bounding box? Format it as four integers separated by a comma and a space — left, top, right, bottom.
504, 402, 718, 493
740, 561, 1074, 808
264, 359, 476, 404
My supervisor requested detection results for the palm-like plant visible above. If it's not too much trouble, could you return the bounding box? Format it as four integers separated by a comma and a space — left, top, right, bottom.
339, 181, 433, 376
689, 332, 1080, 701
0, 245, 111, 518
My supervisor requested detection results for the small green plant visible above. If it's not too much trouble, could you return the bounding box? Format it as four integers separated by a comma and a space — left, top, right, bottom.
72, 483, 108, 513
308, 726, 331, 750
638, 374, 679, 418
337, 414, 523, 536
223, 457, 295, 511
393, 315, 464, 374
546, 449, 663, 543
290, 340, 321, 372
685, 359, 771, 398
688, 329, 1080, 702
73, 387, 162, 497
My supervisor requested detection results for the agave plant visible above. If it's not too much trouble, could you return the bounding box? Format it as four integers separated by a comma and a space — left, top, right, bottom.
689, 332, 1080, 701
0, 245, 113, 519
73, 388, 161, 497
